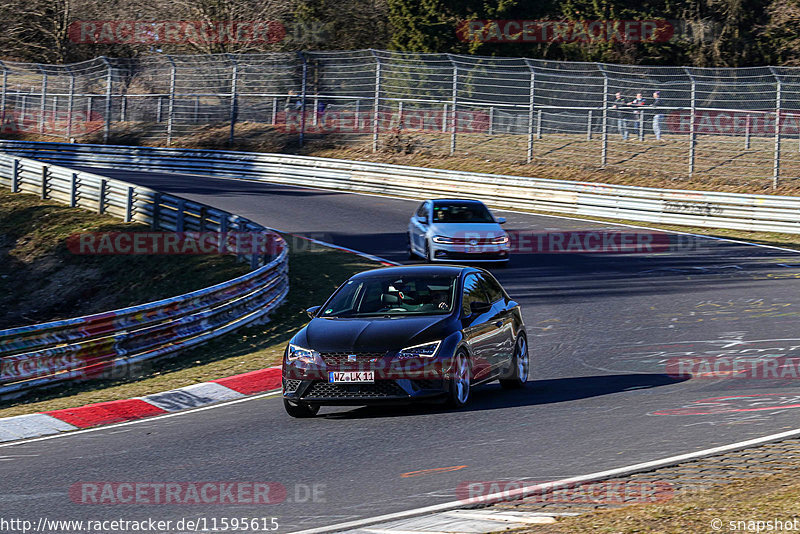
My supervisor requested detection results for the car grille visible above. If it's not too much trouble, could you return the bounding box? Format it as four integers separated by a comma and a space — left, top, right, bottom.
320, 352, 385, 367
304, 380, 407, 398
283, 379, 302, 393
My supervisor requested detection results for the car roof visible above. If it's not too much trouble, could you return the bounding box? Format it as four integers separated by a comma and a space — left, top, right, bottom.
429, 199, 487, 205
350, 264, 472, 279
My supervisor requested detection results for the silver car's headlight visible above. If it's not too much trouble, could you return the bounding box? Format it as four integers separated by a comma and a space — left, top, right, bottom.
397, 341, 441, 359
287, 344, 320, 363
491, 234, 509, 245
432, 235, 454, 244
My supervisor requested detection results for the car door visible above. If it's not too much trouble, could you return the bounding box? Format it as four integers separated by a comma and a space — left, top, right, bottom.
481, 273, 516, 368
409, 201, 430, 253
460, 272, 497, 381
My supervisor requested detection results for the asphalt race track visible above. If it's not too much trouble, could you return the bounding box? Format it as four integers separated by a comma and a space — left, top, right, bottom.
3, 166, 800, 532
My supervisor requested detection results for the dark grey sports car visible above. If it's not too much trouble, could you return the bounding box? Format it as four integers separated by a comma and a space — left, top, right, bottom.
282, 264, 528, 417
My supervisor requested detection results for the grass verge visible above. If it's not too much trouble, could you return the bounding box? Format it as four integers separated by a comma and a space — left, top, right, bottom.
510, 471, 800, 533
0, 188, 249, 329
0, 241, 377, 418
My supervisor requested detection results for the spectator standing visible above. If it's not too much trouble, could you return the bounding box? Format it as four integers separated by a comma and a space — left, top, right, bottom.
629, 92, 646, 139
651, 90, 664, 140
611, 92, 629, 140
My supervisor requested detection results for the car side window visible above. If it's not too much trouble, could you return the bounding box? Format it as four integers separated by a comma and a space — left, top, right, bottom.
482, 274, 506, 303
462, 273, 489, 316
415, 202, 428, 220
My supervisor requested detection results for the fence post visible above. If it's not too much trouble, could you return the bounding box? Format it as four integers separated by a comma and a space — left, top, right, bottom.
228, 55, 238, 146
684, 67, 697, 178
176, 199, 186, 231
599, 64, 609, 167
448, 57, 458, 155
271, 97, 277, 125
38, 67, 47, 134
156, 97, 162, 123
125, 186, 134, 222
488, 106, 494, 135
587, 110, 593, 140
370, 50, 381, 152
312, 96, 319, 126
0, 61, 7, 124
536, 110, 542, 139
121, 95, 127, 122
398, 100, 404, 129
40, 164, 48, 199
525, 60, 535, 163
745, 113, 751, 149
770, 67, 782, 189
21, 94, 27, 124
11, 159, 19, 193
70, 172, 78, 207
98, 178, 106, 214
442, 104, 447, 132
65, 66, 75, 140
100, 57, 112, 144
299, 52, 308, 147
166, 55, 176, 146
638, 110, 644, 141
151, 192, 161, 229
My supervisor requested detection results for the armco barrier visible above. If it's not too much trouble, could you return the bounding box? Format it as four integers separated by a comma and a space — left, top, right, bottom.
0, 152, 289, 397
2, 140, 800, 235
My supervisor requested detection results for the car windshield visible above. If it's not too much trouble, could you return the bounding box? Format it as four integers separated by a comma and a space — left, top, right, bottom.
432, 202, 494, 223
321, 274, 459, 317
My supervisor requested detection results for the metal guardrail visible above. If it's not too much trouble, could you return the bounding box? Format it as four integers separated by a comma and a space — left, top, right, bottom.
0, 151, 289, 397
2, 140, 800, 235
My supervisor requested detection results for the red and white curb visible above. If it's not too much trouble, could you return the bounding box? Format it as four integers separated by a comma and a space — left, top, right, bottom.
0, 366, 282, 443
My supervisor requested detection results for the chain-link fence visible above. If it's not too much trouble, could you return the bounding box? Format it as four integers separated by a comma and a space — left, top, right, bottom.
2, 49, 800, 187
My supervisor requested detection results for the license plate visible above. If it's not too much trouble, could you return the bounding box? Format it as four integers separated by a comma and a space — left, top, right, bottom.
328, 371, 375, 383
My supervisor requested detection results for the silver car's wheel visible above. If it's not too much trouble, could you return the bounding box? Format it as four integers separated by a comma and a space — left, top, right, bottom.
447, 350, 471, 407
500, 335, 528, 389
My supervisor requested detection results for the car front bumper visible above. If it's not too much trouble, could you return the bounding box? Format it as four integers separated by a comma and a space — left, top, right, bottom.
429, 244, 510, 262
282, 377, 448, 405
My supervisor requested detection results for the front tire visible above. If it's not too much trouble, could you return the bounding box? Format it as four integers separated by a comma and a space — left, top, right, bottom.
500, 334, 529, 389
284, 399, 320, 418
424, 240, 433, 263
447, 350, 472, 407
407, 233, 418, 259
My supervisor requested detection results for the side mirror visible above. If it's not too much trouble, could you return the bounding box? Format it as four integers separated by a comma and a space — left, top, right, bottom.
469, 301, 491, 314
305, 305, 321, 318
418, 215, 429, 225
496, 217, 506, 224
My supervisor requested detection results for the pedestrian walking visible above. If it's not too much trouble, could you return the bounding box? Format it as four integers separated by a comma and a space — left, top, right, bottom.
651, 90, 664, 140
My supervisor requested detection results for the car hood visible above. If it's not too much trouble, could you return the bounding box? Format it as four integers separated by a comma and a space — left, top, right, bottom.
296, 315, 454, 353
428, 222, 505, 238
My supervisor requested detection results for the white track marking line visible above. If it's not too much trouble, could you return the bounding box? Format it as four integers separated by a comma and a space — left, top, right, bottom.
288, 425, 800, 534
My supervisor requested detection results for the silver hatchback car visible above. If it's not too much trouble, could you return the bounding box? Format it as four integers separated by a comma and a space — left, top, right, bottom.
408, 199, 510, 263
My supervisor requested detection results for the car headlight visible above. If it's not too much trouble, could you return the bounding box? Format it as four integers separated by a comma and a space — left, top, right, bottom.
491, 234, 509, 245
397, 341, 441, 359
432, 235, 454, 244
287, 344, 320, 363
